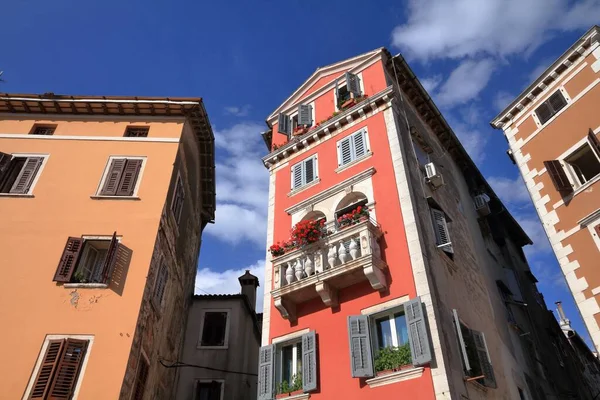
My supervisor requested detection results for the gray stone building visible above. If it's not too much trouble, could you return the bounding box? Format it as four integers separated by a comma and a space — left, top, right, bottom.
175, 271, 262, 400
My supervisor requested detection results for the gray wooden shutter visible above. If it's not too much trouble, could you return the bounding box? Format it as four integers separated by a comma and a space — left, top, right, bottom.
345, 72, 361, 97
116, 159, 142, 196
338, 137, 352, 166
472, 331, 497, 388
0, 151, 12, 179
302, 331, 318, 392
431, 209, 453, 253
100, 158, 126, 195
588, 129, 600, 158
353, 130, 367, 159
548, 91, 567, 113
278, 113, 291, 137
10, 156, 43, 194
403, 297, 432, 366
452, 309, 471, 371
298, 104, 313, 126
304, 157, 315, 184
347, 315, 374, 378
291, 163, 303, 190
535, 103, 553, 124
257, 344, 275, 400
53, 237, 84, 282
543, 160, 572, 193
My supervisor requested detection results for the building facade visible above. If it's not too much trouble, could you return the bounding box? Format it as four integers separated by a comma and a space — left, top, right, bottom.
0, 93, 215, 399
175, 271, 261, 400
491, 26, 600, 352
258, 49, 597, 399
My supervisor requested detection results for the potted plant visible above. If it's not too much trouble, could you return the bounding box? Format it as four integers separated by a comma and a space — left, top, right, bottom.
293, 125, 309, 136
269, 243, 285, 257
374, 344, 412, 376
337, 206, 369, 229
276, 374, 303, 398
290, 219, 327, 247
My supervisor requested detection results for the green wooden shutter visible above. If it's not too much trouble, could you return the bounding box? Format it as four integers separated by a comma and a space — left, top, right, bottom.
48, 339, 89, 399
298, 104, 312, 126
53, 237, 84, 282
10, 156, 43, 194
100, 158, 126, 195
431, 209, 453, 254
116, 159, 142, 196
543, 160, 573, 193
30, 340, 66, 399
257, 344, 275, 400
347, 315, 374, 378
338, 137, 352, 166
472, 331, 497, 388
278, 113, 291, 137
452, 309, 472, 371
588, 129, 600, 158
302, 331, 318, 392
403, 297, 432, 366
345, 72, 361, 97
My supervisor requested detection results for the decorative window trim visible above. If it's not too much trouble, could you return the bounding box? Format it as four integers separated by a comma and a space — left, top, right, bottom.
272, 329, 309, 345
336, 128, 371, 169
290, 155, 318, 191
63, 283, 109, 289
360, 295, 409, 316
22, 334, 94, 400
287, 178, 320, 197
365, 367, 424, 388
533, 88, 569, 127
194, 379, 225, 400
587, 217, 600, 252
334, 151, 372, 173
0, 152, 49, 195
197, 309, 231, 349
95, 155, 146, 197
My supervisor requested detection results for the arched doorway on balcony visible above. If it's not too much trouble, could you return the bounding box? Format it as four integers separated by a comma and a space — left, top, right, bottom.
301, 210, 326, 223
334, 191, 368, 223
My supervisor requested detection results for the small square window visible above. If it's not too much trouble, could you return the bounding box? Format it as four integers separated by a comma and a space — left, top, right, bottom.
565, 144, 600, 186
125, 126, 149, 137
30, 125, 56, 135
0, 154, 45, 194
199, 311, 229, 347
195, 381, 223, 400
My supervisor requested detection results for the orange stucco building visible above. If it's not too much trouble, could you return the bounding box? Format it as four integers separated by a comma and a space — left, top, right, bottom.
491, 26, 600, 353
257, 49, 598, 400
0, 93, 215, 399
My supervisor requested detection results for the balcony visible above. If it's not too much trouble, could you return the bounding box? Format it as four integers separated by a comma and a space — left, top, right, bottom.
271, 219, 387, 322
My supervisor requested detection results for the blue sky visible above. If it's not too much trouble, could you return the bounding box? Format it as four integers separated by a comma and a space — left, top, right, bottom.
3, 0, 599, 345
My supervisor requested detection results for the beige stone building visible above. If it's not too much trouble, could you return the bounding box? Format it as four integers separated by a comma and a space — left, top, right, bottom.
491, 26, 600, 352
0, 93, 215, 399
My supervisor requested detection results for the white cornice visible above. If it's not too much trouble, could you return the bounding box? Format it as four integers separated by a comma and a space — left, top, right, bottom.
284, 167, 376, 215
267, 49, 384, 122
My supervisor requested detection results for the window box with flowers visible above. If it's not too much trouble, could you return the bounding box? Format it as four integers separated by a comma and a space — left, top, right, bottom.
269, 219, 328, 258
337, 205, 369, 229
293, 125, 309, 136
338, 94, 369, 111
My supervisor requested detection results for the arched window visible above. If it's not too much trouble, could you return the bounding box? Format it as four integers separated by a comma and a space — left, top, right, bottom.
301, 210, 326, 223
335, 192, 368, 220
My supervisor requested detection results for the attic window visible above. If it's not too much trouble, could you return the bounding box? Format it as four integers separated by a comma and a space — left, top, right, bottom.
30, 125, 56, 135
125, 126, 149, 137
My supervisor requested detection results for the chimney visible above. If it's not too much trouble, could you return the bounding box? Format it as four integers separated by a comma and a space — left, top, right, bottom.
238, 270, 259, 311
555, 301, 572, 334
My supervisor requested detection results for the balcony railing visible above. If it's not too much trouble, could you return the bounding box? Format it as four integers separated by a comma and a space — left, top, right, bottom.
271, 219, 387, 322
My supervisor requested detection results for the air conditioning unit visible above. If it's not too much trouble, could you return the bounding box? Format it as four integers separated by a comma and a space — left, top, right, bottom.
474, 194, 491, 217
424, 162, 444, 188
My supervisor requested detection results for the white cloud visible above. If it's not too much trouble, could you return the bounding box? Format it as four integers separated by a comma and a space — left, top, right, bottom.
493, 91, 515, 112
195, 260, 266, 312
224, 105, 251, 117
420, 75, 442, 93
528, 57, 554, 82
487, 175, 531, 204
444, 113, 489, 164
514, 212, 552, 256
391, 0, 600, 61
436, 59, 496, 107
205, 122, 270, 247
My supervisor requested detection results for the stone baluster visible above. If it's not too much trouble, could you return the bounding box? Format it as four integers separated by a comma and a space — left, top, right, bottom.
338, 241, 348, 264
327, 244, 337, 269
349, 237, 359, 259
294, 258, 304, 281
285, 262, 294, 285
305, 253, 314, 276
314, 248, 323, 273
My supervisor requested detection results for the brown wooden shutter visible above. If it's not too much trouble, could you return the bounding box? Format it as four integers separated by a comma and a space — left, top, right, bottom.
10, 157, 43, 194
132, 357, 149, 400
30, 340, 66, 399
116, 159, 142, 196
589, 129, 600, 158
100, 159, 126, 195
0, 151, 12, 178
101, 232, 118, 283
48, 339, 89, 399
543, 160, 573, 193
53, 237, 84, 282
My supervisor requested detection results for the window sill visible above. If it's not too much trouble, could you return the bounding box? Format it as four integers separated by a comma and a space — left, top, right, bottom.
90, 195, 141, 200
571, 174, 600, 198
196, 345, 229, 350
287, 178, 321, 197
335, 152, 373, 173
0, 193, 34, 198
63, 283, 109, 289
365, 367, 424, 388
275, 393, 310, 400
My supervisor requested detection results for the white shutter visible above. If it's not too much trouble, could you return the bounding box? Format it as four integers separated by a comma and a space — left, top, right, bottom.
431, 209, 453, 253
353, 130, 366, 159
473, 331, 497, 388
291, 164, 303, 190
346, 72, 362, 97
298, 104, 313, 126
338, 137, 352, 166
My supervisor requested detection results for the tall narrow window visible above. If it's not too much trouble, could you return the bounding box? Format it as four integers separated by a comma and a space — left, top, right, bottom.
98, 157, 143, 197
171, 174, 185, 224
132, 356, 149, 400
0, 153, 45, 195
153, 262, 168, 310
291, 156, 317, 190
199, 311, 229, 348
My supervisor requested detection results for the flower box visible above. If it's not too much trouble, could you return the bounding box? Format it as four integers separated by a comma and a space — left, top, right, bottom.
276, 390, 303, 398
376, 364, 413, 377
293, 126, 309, 136
337, 206, 369, 229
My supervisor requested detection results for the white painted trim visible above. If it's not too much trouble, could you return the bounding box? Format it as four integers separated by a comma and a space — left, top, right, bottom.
290, 155, 318, 191
365, 367, 424, 388
4, 152, 50, 195
336, 127, 371, 168
22, 334, 95, 400
197, 308, 231, 349
334, 152, 373, 173
361, 295, 410, 315
194, 379, 226, 400
0, 193, 34, 198
287, 178, 321, 197
579, 208, 600, 227
272, 328, 309, 345
587, 218, 600, 252
0, 133, 180, 143
262, 171, 276, 345
95, 156, 147, 198
90, 195, 141, 201
63, 283, 109, 289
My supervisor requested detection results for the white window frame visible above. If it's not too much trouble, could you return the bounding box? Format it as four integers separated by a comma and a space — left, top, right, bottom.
334, 72, 365, 111
290, 155, 318, 191
197, 309, 231, 349
194, 379, 225, 400
63, 234, 122, 288
336, 128, 371, 168
555, 133, 600, 193
22, 334, 95, 400
0, 153, 49, 196
276, 338, 302, 389
587, 217, 600, 251
563, 142, 600, 187
95, 155, 146, 197
369, 306, 408, 352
